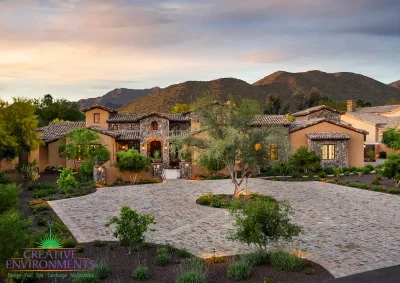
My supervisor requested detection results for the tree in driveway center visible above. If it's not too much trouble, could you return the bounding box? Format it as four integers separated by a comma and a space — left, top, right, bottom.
171, 95, 290, 198
114, 149, 151, 184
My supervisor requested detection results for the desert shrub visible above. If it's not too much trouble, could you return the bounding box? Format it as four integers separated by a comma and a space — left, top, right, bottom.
364, 164, 374, 171
358, 184, 370, 190
195, 194, 213, 206
227, 261, 252, 281
270, 251, 303, 272
240, 250, 268, 266
229, 199, 301, 250
0, 171, 11, 184
63, 237, 77, 248
362, 167, 372, 174
0, 183, 21, 213
372, 176, 382, 185
79, 160, 94, 182
154, 254, 170, 266
132, 266, 150, 280
318, 172, 327, 179
334, 168, 341, 178
307, 171, 314, 180
94, 263, 112, 279
15, 160, 40, 181
179, 248, 191, 258
371, 186, 384, 192
157, 247, 170, 255
76, 245, 85, 253
290, 147, 321, 173
379, 151, 387, 159
57, 168, 78, 194
29, 182, 55, 191
291, 170, 301, 179
273, 161, 294, 176
324, 167, 334, 175
188, 258, 207, 273
105, 205, 155, 254
343, 170, 351, 176
93, 240, 106, 247
350, 166, 358, 173
388, 189, 400, 194
175, 272, 206, 283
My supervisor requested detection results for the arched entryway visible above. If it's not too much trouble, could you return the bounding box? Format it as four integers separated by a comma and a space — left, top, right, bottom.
148, 140, 162, 160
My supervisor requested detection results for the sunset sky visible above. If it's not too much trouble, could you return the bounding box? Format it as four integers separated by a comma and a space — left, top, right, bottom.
1, 0, 399, 102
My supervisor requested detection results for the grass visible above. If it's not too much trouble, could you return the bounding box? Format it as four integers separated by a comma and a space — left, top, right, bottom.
227, 261, 252, 281
269, 251, 303, 272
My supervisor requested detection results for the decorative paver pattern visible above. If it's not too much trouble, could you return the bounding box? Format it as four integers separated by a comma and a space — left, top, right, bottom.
49, 179, 400, 278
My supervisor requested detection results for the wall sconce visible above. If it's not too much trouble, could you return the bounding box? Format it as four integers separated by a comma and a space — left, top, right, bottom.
185, 163, 190, 167
164, 146, 168, 150
141, 145, 145, 150
156, 164, 160, 169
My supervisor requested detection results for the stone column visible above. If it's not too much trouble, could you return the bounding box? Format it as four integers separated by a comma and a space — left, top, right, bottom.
93, 164, 106, 186
179, 161, 192, 180
152, 163, 165, 179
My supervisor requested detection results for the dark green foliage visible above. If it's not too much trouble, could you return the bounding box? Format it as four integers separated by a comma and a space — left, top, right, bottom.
0, 183, 21, 213
135, 178, 163, 184
343, 170, 351, 176
79, 159, 94, 182
318, 172, 327, 179
37, 218, 46, 226
175, 272, 206, 283
240, 250, 268, 266
94, 263, 112, 279
362, 167, 372, 174
227, 261, 252, 281
270, 251, 303, 271
388, 189, 400, 194
379, 151, 387, 159
290, 147, 321, 173
382, 128, 400, 150
291, 170, 301, 179
371, 186, 384, 192
57, 168, 78, 194
197, 154, 225, 174
76, 245, 85, 253
31, 183, 57, 198
157, 247, 169, 255
93, 240, 106, 247
0, 171, 11, 184
323, 167, 334, 175
34, 204, 51, 212
307, 171, 314, 180
154, 254, 170, 266
375, 154, 400, 180
63, 237, 77, 248
229, 199, 301, 249
15, 161, 40, 181
188, 258, 207, 273
114, 149, 151, 183
273, 161, 294, 176
141, 242, 153, 249
179, 248, 191, 258
132, 266, 150, 280
105, 205, 155, 253
305, 268, 315, 275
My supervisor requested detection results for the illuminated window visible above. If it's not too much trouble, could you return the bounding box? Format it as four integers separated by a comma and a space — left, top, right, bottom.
94, 113, 100, 123
113, 124, 119, 130
151, 121, 158, 130
267, 144, 278, 160
321, 144, 335, 160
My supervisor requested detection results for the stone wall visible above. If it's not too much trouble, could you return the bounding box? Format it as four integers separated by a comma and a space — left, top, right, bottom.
179, 161, 192, 179
109, 122, 140, 130
152, 163, 165, 179
307, 139, 349, 168
93, 165, 106, 186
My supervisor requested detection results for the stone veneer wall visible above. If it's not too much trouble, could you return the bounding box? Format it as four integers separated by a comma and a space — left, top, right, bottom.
109, 122, 140, 130
297, 109, 341, 122
139, 115, 170, 166
307, 138, 349, 168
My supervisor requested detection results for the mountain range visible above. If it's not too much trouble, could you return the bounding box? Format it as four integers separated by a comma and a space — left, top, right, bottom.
77, 71, 400, 113
390, 80, 400, 89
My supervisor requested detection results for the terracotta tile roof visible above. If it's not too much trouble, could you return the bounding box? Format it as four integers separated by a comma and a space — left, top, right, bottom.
107, 112, 190, 123
81, 104, 118, 113
289, 118, 368, 135
87, 126, 140, 140
41, 122, 86, 143
86, 126, 120, 137
291, 105, 344, 117
116, 131, 140, 140
251, 115, 290, 126
306, 132, 350, 140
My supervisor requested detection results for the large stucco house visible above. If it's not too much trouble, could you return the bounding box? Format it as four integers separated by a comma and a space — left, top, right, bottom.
341, 100, 400, 156
2, 103, 368, 182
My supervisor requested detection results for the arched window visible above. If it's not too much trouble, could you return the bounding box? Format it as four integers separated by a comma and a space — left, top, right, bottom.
151, 121, 158, 130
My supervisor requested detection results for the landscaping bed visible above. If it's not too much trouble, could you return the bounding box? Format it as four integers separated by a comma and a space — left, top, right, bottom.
196, 193, 277, 208
28, 241, 333, 283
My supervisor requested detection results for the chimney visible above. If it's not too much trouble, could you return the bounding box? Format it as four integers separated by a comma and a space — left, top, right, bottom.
347, 99, 356, 112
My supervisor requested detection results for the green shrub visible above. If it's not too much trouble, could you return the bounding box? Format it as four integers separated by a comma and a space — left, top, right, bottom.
371, 186, 384, 192
273, 160, 294, 176
324, 167, 334, 175
37, 218, 46, 226
132, 266, 150, 280
240, 250, 268, 266
0, 183, 21, 213
94, 263, 112, 279
108, 244, 114, 250
290, 147, 321, 173
76, 245, 85, 253
350, 166, 358, 173
0, 171, 11, 184
34, 204, 51, 212
372, 176, 382, 185
79, 159, 94, 182
141, 242, 153, 249
157, 247, 170, 255
379, 151, 387, 159
362, 167, 372, 174
15, 160, 40, 181
334, 168, 341, 178
63, 237, 76, 248
196, 194, 213, 206
291, 170, 301, 179
270, 251, 303, 272
175, 272, 206, 283
388, 189, 400, 194
343, 170, 351, 176
188, 258, 207, 273
135, 178, 163, 184
307, 171, 314, 180
93, 240, 106, 247
57, 168, 78, 194
179, 248, 191, 258
364, 164, 374, 171
227, 261, 252, 281
305, 268, 315, 275
154, 254, 170, 266
318, 172, 327, 179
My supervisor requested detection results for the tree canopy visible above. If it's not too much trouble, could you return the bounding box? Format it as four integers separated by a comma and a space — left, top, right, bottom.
291, 87, 329, 111
382, 128, 400, 150
114, 149, 151, 183
171, 95, 290, 197
33, 94, 84, 127
171, 103, 192, 114
263, 94, 289, 115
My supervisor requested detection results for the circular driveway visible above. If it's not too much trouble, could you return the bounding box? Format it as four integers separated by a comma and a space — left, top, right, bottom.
49, 179, 400, 278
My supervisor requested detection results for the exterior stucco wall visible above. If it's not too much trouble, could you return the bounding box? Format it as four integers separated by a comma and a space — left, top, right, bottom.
341, 114, 376, 143
85, 108, 110, 129
47, 140, 66, 169
289, 121, 365, 167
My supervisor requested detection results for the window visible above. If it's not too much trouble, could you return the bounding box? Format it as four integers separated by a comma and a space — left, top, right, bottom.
267, 144, 278, 160
321, 144, 335, 160
151, 121, 158, 130
113, 124, 119, 130
94, 113, 100, 123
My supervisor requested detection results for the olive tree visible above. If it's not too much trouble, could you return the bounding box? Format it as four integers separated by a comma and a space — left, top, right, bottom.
114, 149, 151, 184
171, 95, 290, 198
382, 128, 400, 151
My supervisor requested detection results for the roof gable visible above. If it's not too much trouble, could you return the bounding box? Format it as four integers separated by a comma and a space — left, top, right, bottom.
40, 122, 86, 143
289, 118, 368, 135
81, 104, 118, 113
291, 105, 344, 117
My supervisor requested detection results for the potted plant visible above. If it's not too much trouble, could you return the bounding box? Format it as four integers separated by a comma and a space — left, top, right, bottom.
152, 150, 162, 163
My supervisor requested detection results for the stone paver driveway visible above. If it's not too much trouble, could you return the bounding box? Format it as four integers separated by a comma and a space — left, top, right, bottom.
49, 179, 400, 278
